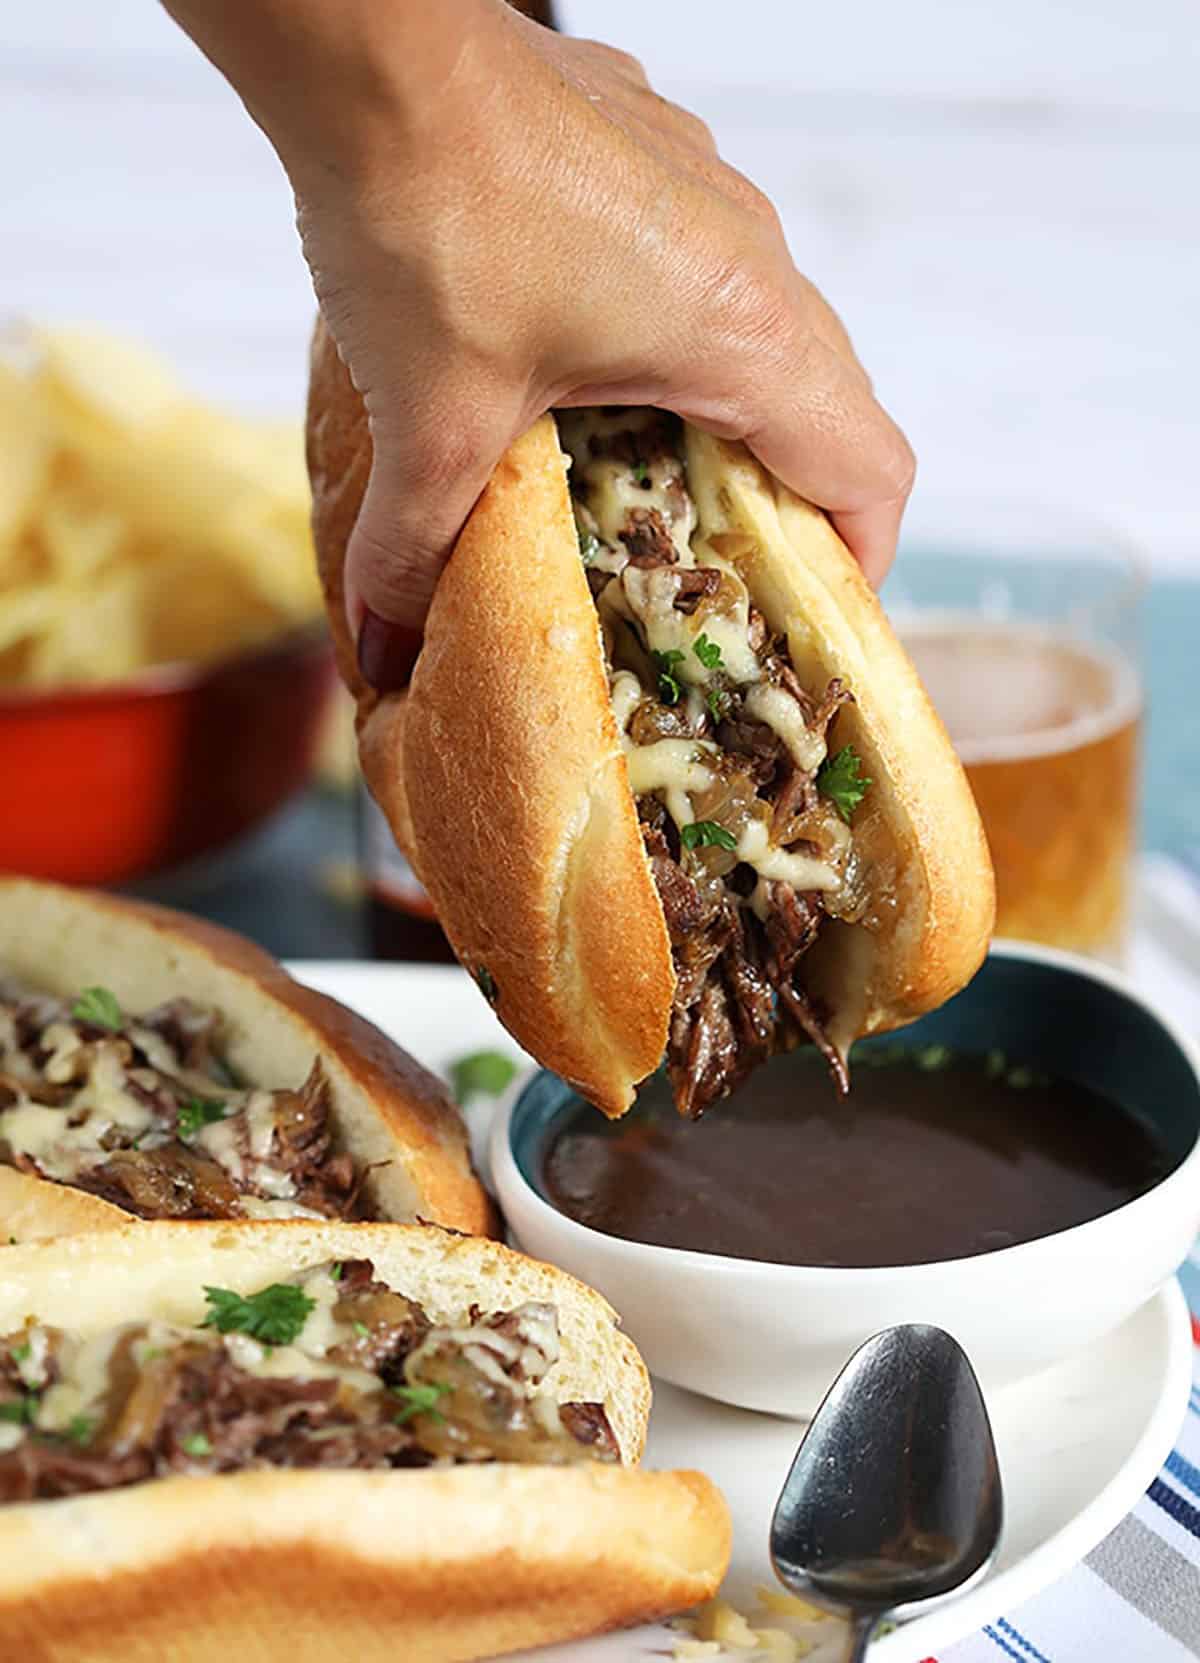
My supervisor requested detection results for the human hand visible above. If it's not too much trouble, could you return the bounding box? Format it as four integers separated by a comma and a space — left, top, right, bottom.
163, 0, 914, 688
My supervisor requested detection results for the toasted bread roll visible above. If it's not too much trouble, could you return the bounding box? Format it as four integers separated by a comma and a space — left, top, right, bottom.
0, 1222, 729, 1660
0, 877, 493, 1237
307, 321, 993, 1118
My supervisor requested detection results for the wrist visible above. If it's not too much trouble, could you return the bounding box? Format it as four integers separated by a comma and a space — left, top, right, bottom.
162, 0, 508, 187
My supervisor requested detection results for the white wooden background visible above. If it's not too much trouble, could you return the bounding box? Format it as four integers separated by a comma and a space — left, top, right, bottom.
2, 1, 1196, 569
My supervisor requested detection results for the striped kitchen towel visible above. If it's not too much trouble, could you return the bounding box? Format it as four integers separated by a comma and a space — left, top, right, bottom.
938, 1260, 1200, 1663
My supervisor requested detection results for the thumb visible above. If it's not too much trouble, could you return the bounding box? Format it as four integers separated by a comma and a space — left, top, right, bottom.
347, 394, 520, 693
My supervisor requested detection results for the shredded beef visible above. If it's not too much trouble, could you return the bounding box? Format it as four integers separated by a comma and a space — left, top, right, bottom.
584, 413, 679, 467
641, 825, 709, 940
0, 1441, 153, 1503
672, 567, 722, 613
0, 979, 368, 1222
722, 912, 777, 1056
717, 714, 787, 786
620, 508, 677, 567
771, 766, 817, 839
671, 978, 741, 1120
639, 680, 857, 1115
778, 982, 850, 1095
78, 1145, 243, 1220
137, 999, 220, 1073
0, 1264, 618, 1501
763, 883, 822, 980
558, 1402, 620, 1460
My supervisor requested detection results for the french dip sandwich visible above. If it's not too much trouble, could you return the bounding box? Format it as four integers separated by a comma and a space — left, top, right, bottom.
0, 1221, 728, 1661
0, 878, 492, 1239
308, 322, 994, 1118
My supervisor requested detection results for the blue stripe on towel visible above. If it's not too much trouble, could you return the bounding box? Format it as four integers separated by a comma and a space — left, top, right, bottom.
995, 1616, 1053, 1662
1165, 1449, 1200, 1501
984, 1625, 1028, 1662
1148, 1477, 1200, 1539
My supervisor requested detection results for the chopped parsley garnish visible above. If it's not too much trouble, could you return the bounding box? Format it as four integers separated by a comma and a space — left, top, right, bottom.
202, 1283, 315, 1347
177, 1097, 228, 1140
10, 1342, 30, 1364
653, 648, 685, 706
181, 1432, 212, 1457
577, 527, 602, 565
329, 1263, 343, 1282
71, 986, 123, 1031
352, 1321, 370, 1339
450, 1049, 518, 1104
473, 966, 498, 1005
680, 820, 738, 853
0, 1395, 37, 1425
816, 745, 871, 823
633, 460, 651, 487
391, 1381, 453, 1426
692, 633, 723, 671
65, 1415, 94, 1446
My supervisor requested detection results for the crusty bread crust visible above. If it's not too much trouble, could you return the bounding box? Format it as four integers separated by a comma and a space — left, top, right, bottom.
306, 320, 993, 1113
393, 419, 672, 1113
0, 1465, 727, 1663
0, 1223, 729, 1660
682, 429, 995, 1043
0, 877, 494, 1237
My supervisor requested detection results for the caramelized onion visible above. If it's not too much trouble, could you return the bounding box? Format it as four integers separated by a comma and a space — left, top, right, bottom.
404, 1348, 601, 1467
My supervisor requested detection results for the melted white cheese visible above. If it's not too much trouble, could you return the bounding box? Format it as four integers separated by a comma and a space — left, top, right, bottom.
736, 821, 841, 892
245, 1092, 278, 1162
624, 739, 718, 798
16, 1325, 51, 1390
743, 683, 829, 773
0, 1042, 158, 1182
620, 565, 761, 690
560, 408, 696, 561
38, 1328, 123, 1432
39, 1022, 84, 1084
239, 1196, 326, 1221
609, 669, 643, 735
195, 1115, 244, 1182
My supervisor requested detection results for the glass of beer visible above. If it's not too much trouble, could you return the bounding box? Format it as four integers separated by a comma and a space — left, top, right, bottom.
884, 501, 1142, 960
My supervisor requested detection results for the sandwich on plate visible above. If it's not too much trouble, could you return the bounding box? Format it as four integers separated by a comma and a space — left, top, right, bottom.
0, 1220, 729, 1661
0, 877, 492, 1239
308, 323, 994, 1118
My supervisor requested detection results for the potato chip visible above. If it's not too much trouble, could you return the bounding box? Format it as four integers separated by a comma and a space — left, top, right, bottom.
0, 324, 325, 690
0, 363, 52, 543
37, 325, 183, 433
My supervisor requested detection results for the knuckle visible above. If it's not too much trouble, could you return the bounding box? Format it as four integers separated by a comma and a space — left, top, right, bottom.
884, 431, 918, 500
664, 99, 716, 150
723, 167, 784, 231
580, 38, 649, 83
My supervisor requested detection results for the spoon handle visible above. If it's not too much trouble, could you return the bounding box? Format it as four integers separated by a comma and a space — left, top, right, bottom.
841, 1615, 877, 1663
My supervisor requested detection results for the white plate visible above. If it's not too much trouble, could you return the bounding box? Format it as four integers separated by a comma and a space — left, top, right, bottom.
291, 962, 1193, 1662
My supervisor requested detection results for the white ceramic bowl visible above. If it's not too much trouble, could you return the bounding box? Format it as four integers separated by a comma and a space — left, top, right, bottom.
490, 942, 1200, 1417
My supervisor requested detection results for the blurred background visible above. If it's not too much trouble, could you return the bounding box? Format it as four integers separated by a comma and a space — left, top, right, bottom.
1, 0, 1196, 967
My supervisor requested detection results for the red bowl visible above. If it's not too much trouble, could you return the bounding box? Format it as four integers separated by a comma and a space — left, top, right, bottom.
0, 628, 337, 886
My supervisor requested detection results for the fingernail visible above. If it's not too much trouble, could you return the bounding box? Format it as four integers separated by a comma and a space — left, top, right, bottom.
356, 608, 422, 693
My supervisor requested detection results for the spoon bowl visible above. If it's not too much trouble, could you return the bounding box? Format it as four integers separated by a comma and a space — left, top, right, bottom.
771, 1325, 1003, 1657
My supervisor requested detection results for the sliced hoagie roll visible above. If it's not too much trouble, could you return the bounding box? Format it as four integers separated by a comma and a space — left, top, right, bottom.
0, 877, 493, 1237
308, 321, 994, 1118
0, 1221, 729, 1661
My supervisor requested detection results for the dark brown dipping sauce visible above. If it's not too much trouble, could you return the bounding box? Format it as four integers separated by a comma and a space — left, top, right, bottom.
540, 1047, 1172, 1267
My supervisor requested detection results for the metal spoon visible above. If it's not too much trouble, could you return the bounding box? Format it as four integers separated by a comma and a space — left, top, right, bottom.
770, 1325, 1003, 1663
